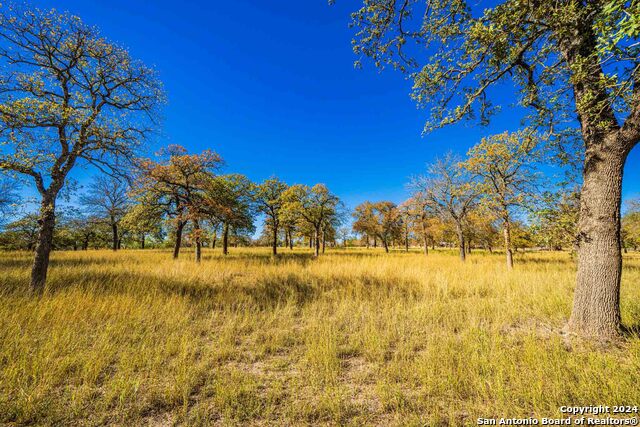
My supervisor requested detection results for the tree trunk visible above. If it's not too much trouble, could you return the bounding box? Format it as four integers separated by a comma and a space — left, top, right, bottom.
569, 146, 626, 338
456, 223, 466, 262
288, 230, 294, 250
212, 230, 217, 249
173, 221, 185, 259
503, 218, 513, 269
111, 220, 118, 251
194, 220, 202, 263
272, 222, 278, 256
314, 227, 320, 257
140, 233, 145, 250
223, 223, 229, 255
423, 233, 429, 255
382, 238, 389, 253
30, 196, 56, 294
321, 229, 326, 254
405, 229, 409, 252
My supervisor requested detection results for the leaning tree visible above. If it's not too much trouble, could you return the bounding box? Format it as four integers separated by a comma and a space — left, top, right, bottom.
0, 5, 164, 292
343, 0, 640, 338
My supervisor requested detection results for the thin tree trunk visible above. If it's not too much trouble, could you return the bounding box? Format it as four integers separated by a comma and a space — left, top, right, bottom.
503, 217, 513, 269
569, 147, 626, 338
321, 229, 326, 254
223, 223, 229, 255
30, 195, 56, 294
194, 220, 202, 263
382, 238, 389, 253
456, 223, 466, 262
272, 222, 278, 256
314, 227, 320, 257
173, 221, 185, 259
140, 233, 145, 250
212, 230, 217, 249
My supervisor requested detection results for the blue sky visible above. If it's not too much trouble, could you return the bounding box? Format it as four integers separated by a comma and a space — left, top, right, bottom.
24, 0, 640, 210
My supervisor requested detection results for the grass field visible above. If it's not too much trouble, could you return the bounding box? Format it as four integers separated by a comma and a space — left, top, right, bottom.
1, 248, 640, 426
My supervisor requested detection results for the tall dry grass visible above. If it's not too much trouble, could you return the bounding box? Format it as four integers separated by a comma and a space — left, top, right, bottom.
0, 248, 639, 426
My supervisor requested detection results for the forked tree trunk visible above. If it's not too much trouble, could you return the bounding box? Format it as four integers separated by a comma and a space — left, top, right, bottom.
173, 221, 185, 259
30, 195, 56, 294
569, 146, 626, 338
223, 223, 229, 255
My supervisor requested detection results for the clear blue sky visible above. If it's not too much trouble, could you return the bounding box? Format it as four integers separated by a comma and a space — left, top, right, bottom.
28, 0, 640, 209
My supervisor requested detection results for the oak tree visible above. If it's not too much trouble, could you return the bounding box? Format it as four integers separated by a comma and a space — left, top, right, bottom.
0, 5, 163, 292
346, 0, 640, 337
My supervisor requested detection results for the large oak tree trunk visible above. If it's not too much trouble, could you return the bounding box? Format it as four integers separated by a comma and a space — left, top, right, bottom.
30, 196, 56, 294
569, 145, 626, 338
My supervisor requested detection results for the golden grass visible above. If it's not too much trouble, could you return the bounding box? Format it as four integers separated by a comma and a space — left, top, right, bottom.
0, 248, 639, 426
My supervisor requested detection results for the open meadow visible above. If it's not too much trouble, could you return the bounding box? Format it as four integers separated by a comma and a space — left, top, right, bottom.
1, 248, 640, 426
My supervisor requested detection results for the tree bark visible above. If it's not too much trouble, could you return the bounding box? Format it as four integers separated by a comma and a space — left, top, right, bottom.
314, 227, 320, 257
405, 229, 409, 252
568, 145, 627, 338
272, 223, 278, 256
194, 220, 202, 263
111, 220, 118, 251
223, 222, 229, 255
321, 229, 326, 254
456, 222, 466, 262
173, 220, 185, 259
503, 217, 513, 269
140, 233, 145, 250
382, 237, 389, 253
289, 230, 294, 250
423, 233, 429, 255
30, 196, 56, 294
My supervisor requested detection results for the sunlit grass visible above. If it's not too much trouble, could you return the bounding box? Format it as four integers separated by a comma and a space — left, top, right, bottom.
1, 248, 639, 425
